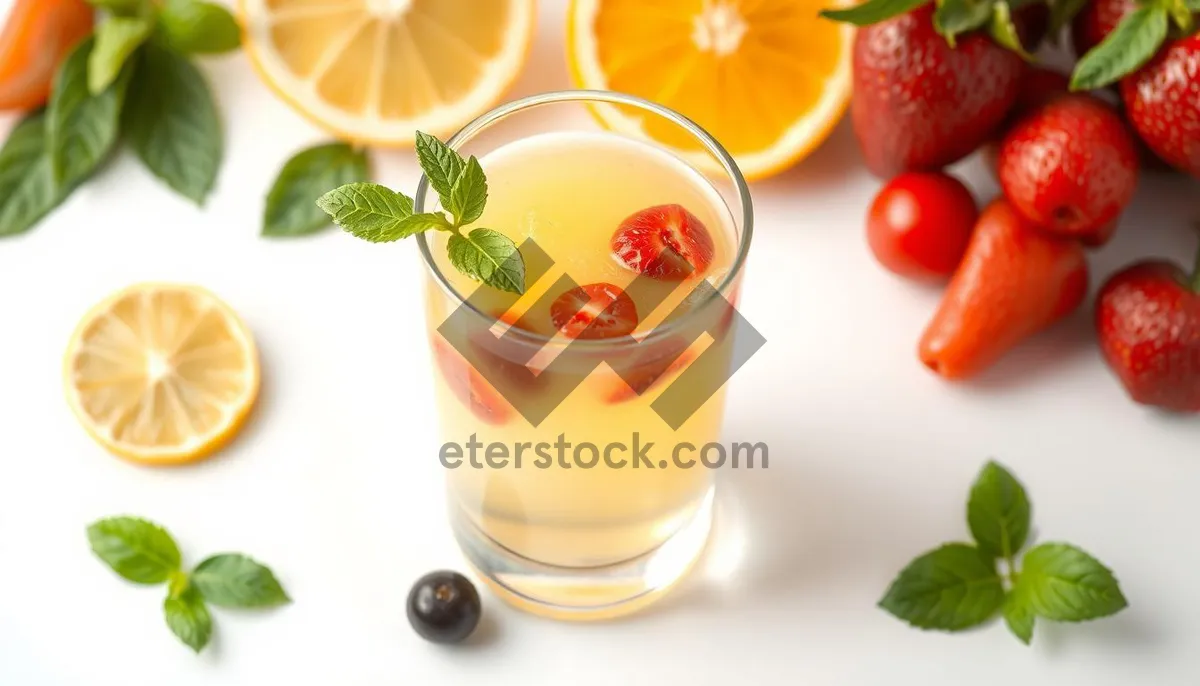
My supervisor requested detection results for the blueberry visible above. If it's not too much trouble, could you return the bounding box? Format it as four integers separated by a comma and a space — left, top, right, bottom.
406, 570, 481, 644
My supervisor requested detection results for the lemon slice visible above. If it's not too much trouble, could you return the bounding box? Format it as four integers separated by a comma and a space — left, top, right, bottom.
567, 0, 853, 180
239, 0, 536, 145
64, 284, 260, 466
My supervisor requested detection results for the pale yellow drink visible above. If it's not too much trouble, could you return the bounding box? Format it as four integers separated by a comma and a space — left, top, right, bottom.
423, 131, 741, 615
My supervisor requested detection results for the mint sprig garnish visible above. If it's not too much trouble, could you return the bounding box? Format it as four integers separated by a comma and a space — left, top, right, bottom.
87, 516, 289, 654
1069, 0, 1196, 90
317, 132, 526, 295
880, 461, 1127, 645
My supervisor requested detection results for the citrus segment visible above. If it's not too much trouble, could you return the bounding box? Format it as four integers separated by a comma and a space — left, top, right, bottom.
568, 0, 853, 180
64, 284, 260, 465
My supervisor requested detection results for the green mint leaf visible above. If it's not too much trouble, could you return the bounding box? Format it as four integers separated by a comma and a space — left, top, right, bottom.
89, 17, 153, 94
1003, 592, 1035, 645
448, 155, 487, 225
879, 543, 1004, 631
820, 0, 932, 25
935, 0, 995, 47
0, 112, 70, 237
448, 228, 527, 295
48, 37, 129, 186
191, 554, 290, 608
156, 0, 242, 55
87, 516, 182, 585
967, 461, 1031, 559
86, 0, 147, 14
415, 130, 465, 209
315, 182, 428, 242
164, 585, 212, 653
122, 42, 222, 204
264, 142, 370, 237
1070, 6, 1169, 90
989, 1, 1036, 60
1017, 542, 1128, 622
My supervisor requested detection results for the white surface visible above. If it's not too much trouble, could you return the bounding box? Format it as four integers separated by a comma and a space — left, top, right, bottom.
2, 2, 1200, 684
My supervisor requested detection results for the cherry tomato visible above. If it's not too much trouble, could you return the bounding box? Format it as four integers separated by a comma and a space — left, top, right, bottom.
867, 172, 978, 281
0, 0, 93, 112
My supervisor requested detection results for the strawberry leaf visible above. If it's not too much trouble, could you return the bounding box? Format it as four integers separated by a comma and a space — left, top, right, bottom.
935, 0, 995, 46
820, 0, 931, 25
990, 1, 1036, 60
1070, 6, 1169, 90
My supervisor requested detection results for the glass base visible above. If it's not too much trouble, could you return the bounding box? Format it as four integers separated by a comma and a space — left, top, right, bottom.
451, 487, 715, 621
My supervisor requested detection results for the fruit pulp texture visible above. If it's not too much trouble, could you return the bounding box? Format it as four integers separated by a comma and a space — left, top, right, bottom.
426, 131, 740, 567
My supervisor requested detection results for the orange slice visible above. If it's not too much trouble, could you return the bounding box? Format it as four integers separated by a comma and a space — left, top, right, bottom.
568, 0, 853, 180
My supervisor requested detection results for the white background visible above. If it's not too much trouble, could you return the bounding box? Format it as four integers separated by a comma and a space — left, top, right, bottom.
2, 1, 1200, 684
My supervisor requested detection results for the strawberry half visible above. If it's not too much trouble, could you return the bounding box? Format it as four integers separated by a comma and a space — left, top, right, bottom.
432, 339, 512, 425
611, 204, 715, 280
550, 283, 639, 339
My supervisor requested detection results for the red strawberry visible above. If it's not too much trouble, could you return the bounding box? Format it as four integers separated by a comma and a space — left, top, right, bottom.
1120, 35, 1200, 178
550, 283, 639, 339
998, 94, 1139, 245
850, 5, 1023, 177
611, 204, 714, 279
1096, 248, 1200, 411
432, 340, 512, 425
982, 65, 1071, 177
1071, 0, 1139, 58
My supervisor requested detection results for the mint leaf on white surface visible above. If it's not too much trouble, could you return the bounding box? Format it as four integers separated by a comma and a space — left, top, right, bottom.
879, 543, 1005, 631
121, 42, 222, 204
192, 554, 290, 608
264, 142, 371, 237
0, 112, 69, 237
164, 585, 213, 653
447, 228, 525, 295
1015, 543, 1128, 622
156, 0, 243, 55
48, 37, 129, 186
967, 461, 1031, 559
1003, 592, 1035, 645
89, 16, 153, 94
87, 516, 182, 584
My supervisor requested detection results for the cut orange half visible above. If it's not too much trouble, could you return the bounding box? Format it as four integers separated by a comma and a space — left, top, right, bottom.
239, 0, 536, 145
568, 0, 853, 180
64, 284, 260, 466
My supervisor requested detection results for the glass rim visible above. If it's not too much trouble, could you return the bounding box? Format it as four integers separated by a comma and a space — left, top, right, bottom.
415, 89, 754, 352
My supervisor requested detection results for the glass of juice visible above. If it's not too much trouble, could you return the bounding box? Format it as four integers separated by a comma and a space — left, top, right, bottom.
417, 90, 753, 620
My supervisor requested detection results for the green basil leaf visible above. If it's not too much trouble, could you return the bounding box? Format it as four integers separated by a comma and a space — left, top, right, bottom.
447, 155, 487, 225
122, 42, 222, 204
415, 130, 465, 209
1003, 592, 1035, 645
447, 228, 525, 295
990, 1, 1036, 60
1070, 7, 1169, 90
1017, 543, 1128, 622
47, 37, 129, 186
164, 585, 212, 653
87, 516, 182, 585
0, 112, 70, 237
820, 0, 932, 25
89, 17, 152, 94
191, 554, 291, 608
264, 142, 370, 236
316, 182, 425, 242
879, 543, 1005, 631
935, 0, 995, 46
967, 461, 1031, 559
156, 0, 242, 55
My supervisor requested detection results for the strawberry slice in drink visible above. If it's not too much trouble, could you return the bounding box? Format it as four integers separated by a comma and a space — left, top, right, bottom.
611, 204, 714, 279
431, 339, 513, 425
605, 338, 695, 403
550, 283, 639, 339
